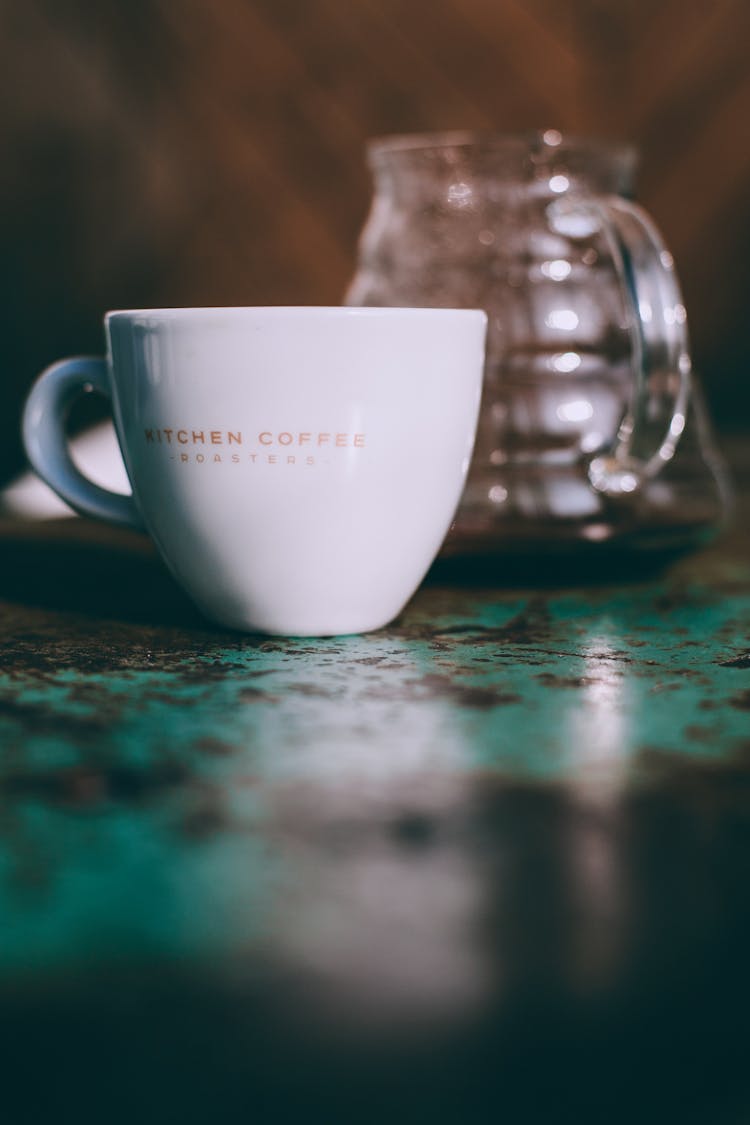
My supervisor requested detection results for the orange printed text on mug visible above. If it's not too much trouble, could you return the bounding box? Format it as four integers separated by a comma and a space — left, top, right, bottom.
143, 428, 367, 466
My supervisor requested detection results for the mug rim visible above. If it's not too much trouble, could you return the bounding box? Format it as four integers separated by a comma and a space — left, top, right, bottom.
105, 305, 488, 323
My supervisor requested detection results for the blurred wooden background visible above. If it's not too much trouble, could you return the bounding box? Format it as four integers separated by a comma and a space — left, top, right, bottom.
1, 0, 749, 486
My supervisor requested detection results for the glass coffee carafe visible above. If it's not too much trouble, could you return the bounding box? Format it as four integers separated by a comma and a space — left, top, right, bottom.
346, 130, 730, 559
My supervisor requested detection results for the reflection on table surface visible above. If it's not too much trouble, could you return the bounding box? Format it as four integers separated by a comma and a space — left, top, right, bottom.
0, 485, 749, 1123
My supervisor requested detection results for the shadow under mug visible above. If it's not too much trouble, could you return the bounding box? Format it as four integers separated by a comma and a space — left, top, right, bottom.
21, 306, 486, 636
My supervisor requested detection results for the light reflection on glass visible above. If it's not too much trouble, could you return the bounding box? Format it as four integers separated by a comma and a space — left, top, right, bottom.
541, 258, 572, 281
447, 181, 472, 207
580, 430, 604, 453
664, 303, 687, 326
545, 309, 579, 331
549, 174, 570, 194
670, 413, 686, 437
488, 485, 508, 503
547, 201, 600, 239
581, 522, 612, 541
556, 398, 593, 423
550, 351, 581, 373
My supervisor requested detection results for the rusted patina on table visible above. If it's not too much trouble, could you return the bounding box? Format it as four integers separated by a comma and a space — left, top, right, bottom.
0, 477, 749, 1124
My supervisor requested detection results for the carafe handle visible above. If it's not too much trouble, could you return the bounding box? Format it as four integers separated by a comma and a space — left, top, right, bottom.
550, 195, 690, 497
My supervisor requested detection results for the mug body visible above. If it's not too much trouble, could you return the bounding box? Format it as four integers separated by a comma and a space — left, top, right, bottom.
105, 306, 486, 634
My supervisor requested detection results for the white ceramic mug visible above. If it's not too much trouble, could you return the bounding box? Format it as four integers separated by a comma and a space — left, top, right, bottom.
22, 307, 486, 635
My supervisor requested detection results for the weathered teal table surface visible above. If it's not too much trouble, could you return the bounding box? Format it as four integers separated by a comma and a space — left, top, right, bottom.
0, 462, 749, 1124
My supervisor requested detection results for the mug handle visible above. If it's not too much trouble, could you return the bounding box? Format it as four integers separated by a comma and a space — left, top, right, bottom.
549, 195, 690, 497
22, 356, 143, 530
